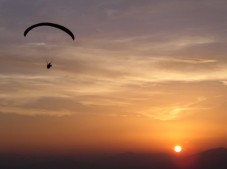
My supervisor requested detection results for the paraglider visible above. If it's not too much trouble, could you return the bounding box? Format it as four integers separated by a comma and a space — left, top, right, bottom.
24, 22, 75, 69
24, 22, 75, 40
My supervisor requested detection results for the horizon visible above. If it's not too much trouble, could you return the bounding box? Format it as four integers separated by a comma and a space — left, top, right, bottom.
0, 147, 227, 169
0, 145, 226, 157
1, 0, 227, 157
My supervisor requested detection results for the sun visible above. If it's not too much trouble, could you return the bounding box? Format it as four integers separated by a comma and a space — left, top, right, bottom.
174, 145, 182, 153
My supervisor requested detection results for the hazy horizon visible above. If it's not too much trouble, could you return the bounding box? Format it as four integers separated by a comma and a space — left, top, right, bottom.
1, 0, 227, 156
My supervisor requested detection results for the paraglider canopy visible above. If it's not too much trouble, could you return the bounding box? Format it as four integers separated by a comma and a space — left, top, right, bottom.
24, 22, 75, 40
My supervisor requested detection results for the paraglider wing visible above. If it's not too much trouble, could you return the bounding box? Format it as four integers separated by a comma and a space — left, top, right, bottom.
24, 22, 75, 40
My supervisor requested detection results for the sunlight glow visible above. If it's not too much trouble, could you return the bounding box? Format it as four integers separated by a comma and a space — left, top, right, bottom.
174, 145, 182, 153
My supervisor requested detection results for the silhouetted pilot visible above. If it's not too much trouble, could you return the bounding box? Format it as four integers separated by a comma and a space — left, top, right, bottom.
47, 62, 52, 69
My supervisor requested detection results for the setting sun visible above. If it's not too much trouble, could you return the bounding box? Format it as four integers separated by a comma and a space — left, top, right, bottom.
174, 145, 182, 153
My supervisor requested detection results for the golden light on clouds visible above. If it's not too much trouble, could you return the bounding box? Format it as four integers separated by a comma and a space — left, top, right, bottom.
0, 0, 227, 155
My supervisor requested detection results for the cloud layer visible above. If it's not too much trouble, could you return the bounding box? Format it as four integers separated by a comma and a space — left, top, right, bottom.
1, 0, 227, 119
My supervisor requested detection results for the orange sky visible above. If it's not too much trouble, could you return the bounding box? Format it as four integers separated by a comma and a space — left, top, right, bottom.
0, 0, 227, 155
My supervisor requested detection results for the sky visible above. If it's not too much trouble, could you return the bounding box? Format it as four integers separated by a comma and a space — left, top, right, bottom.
0, 0, 227, 155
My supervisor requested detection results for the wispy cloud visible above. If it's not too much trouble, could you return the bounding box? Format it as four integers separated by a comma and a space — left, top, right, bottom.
1, 0, 227, 119
139, 96, 209, 120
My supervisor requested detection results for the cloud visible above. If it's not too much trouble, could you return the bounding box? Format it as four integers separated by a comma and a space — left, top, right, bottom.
1, 0, 227, 119
142, 106, 191, 121
138, 95, 209, 121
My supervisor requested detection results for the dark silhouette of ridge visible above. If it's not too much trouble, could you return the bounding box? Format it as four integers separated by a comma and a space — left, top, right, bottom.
0, 147, 226, 169
194, 147, 227, 169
